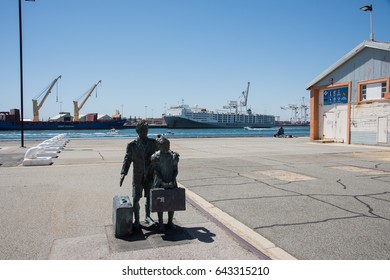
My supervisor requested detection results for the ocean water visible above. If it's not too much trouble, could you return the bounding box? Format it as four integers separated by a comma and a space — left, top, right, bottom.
0, 126, 309, 141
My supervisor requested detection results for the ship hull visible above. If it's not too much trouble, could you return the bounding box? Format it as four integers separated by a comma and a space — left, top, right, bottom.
164, 116, 274, 129
0, 119, 128, 131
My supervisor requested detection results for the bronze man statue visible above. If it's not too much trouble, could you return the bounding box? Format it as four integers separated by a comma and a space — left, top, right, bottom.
120, 120, 158, 229
151, 137, 180, 231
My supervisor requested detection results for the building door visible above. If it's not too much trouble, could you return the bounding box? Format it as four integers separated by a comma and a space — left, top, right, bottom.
335, 109, 348, 143
377, 116, 388, 143
322, 111, 334, 139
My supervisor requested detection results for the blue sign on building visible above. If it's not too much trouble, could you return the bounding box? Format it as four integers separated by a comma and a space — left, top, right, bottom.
323, 87, 349, 105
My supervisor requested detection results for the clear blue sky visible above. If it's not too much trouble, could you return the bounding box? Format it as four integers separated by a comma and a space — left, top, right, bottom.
1, 0, 389, 121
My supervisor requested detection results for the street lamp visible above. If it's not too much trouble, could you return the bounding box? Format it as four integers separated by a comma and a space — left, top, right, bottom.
360, 4, 374, 41
18, 0, 35, 147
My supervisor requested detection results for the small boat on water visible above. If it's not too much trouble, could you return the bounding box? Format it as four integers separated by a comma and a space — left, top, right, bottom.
106, 128, 119, 136
155, 130, 175, 138
244, 126, 266, 131
164, 130, 174, 136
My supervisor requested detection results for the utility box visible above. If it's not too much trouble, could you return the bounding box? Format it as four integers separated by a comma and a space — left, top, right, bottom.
112, 196, 133, 238
150, 188, 186, 212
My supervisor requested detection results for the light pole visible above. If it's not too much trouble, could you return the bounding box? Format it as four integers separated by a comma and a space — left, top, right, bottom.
18, 0, 35, 147
360, 4, 374, 41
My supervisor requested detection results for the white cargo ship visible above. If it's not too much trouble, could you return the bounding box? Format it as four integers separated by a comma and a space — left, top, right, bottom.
163, 82, 275, 128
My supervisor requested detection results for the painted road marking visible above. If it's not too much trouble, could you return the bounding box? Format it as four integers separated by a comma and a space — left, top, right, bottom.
331, 166, 389, 175
242, 170, 316, 182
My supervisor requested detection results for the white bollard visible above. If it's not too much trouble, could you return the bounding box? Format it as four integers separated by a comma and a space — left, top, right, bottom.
23, 147, 52, 166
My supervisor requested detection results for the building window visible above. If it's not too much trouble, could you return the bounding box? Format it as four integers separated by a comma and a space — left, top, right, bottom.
361, 82, 386, 100
360, 79, 389, 101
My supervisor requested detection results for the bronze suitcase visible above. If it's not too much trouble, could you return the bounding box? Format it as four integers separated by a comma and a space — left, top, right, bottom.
112, 196, 133, 237
151, 188, 186, 212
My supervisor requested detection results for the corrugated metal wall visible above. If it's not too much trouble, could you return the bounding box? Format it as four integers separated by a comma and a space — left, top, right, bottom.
315, 48, 389, 102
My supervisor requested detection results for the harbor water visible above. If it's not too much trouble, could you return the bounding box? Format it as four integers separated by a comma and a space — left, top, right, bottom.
0, 126, 309, 141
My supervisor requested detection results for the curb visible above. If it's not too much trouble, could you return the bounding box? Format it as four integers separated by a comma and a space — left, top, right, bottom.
179, 183, 297, 260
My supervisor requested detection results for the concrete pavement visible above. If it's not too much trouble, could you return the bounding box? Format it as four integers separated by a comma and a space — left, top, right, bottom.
173, 137, 390, 259
1, 136, 390, 259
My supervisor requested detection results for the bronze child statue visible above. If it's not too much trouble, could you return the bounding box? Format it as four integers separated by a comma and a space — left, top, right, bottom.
151, 137, 180, 232
120, 120, 158, 229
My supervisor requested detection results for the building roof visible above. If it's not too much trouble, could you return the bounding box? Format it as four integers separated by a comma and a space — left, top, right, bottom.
306, 40, 390, 90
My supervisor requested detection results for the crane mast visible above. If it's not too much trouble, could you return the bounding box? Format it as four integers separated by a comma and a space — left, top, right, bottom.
73, 80, 102, 122
32, 75, 62, 122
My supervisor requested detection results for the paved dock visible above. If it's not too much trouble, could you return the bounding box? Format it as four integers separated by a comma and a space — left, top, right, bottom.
1, 137, 390, 260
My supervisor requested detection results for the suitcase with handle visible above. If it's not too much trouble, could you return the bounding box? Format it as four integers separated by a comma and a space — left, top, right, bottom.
112, 196, 133, 237
151, 188, 186, 212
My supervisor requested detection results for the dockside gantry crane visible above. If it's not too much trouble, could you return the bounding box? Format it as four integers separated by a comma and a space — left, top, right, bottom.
223, 82, 251, 113
281, 97, 309, 124
73, 80, 102, 122
32, 75, 62, 122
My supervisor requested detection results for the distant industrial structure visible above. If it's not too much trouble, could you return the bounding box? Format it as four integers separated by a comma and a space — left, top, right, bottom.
1, 78, 128, 130
280, 97, 309, 124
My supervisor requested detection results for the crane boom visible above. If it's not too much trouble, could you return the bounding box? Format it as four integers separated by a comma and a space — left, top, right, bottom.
240, 82, 250, 109
32, 75, 62, 122
73, 80, 102, 122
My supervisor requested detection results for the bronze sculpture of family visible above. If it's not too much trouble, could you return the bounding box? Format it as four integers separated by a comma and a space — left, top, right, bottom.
119, 120, 180, 232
